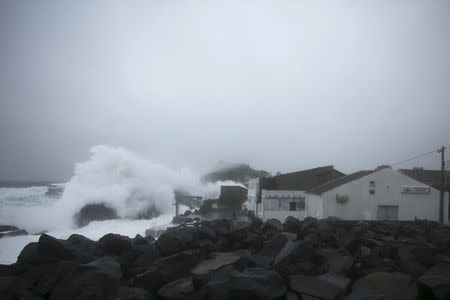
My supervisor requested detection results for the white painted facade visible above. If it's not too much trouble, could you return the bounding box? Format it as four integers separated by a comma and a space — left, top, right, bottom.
256, 190, 306, 221
245, 178, 259, 213
308, 168, 449, 223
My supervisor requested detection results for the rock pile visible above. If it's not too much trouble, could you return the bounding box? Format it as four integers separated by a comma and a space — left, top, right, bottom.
1, 217, 450, 299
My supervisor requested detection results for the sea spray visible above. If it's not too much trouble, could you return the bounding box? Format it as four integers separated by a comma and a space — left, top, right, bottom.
0, 145, 242, 233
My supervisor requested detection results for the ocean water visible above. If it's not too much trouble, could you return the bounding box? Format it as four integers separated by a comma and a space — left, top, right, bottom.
0, 181, 175, 264
0, 145, 241, 264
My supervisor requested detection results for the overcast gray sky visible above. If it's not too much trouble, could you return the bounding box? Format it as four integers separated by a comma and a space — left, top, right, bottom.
1, 0, 450, 181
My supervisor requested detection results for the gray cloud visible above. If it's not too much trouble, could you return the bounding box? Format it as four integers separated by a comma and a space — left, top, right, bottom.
1, 0, 450, 181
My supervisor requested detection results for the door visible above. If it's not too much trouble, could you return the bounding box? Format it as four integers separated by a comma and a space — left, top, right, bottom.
376, 205, 399, 221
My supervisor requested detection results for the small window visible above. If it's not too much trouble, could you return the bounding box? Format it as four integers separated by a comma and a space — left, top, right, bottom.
370, 181, 375, 194
289, 202, 297, 211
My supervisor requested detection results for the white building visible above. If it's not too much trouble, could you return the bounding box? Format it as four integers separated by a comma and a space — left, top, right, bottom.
306, 167, 449, 223
245, 166, 344, 221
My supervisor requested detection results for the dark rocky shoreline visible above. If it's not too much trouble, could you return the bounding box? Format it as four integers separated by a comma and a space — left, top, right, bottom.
1, 216, 450, 299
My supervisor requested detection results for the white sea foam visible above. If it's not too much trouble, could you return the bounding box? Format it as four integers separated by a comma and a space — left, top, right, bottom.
0, 146, 243, 244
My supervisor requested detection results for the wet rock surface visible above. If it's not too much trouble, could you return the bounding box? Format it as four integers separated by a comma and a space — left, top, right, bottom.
74, 203, 119, 227
1, 217, 450, 299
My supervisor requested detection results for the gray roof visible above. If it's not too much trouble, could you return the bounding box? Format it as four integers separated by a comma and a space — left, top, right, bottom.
273, 165, 345, 191
399, 169, 450, 191
308, 169, 379, 195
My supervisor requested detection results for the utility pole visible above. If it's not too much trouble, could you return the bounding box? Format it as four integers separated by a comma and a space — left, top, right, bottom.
438, 146, 446, 223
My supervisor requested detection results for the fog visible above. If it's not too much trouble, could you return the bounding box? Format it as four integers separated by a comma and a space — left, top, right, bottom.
1, 0, 450, 181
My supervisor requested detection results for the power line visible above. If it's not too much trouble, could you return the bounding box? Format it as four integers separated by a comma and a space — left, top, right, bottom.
389, 149, 439, 167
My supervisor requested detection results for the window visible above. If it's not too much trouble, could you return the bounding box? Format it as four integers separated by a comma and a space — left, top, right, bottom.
370, 181, 375, 194
377, 205, 399, 221
289, 202, 297, 211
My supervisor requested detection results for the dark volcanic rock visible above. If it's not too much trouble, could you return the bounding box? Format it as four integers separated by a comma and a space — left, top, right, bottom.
155, 230, 191, 257
192, 226, 217, 242
249, 233, 288, 268
65, 234, 97, 263
157, 277, 195, 300
289, 273, 351, 300
207, 218, 233, 235
348, 272, 417, 300
6, 218, 450, 300
38, 234, 75, 261
397, 243, 435, 276
418, 263, 450, 300
50, 257, 121, 300
283, 216, 302, 234
127, 243, 160, 278
262, 218, 283, 232
191, 251, 248, 275
325, 253, 355, 275
194, 267, 286, 300
74, 203, 118, 227
97, 233, 132, 256
274, 240, 327, 278
134, 250, 207, 293
119, 287, 155, 300
35, 261, 79, 296
18, 234, 75, 265
0, 276, 33, 300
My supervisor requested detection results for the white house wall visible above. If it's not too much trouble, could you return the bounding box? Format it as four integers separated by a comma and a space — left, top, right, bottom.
246, 178, 259, 212
260, 190, 306, 222
319, 168, 449, 222
306, 194, 323, 219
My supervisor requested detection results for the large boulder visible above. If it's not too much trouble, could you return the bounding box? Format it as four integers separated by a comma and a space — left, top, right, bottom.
134, 250, 207, 293
157, 277, 195, 300
65, 234, 98, 263
417, 263, 450, 300
289, 273, 351, 300
35, 261, 79, 296
249, 233, 288, 268
397, 243, 435, 277
191, 251, 247, 276
324, 252, 355, 275
347, 272, 417, 300
126, 243, 160, 278
50, 257, 121, 300
118, 287, 155, 300
194, 267, 286, 300
18, 234, 75, 265
0, 276, 33, 300
192, 226, 217, 242
283, 216, 301, 235
155, 230, 192, 257
74, 203, 118, 227
38, 234, 75, 260
262, 219, 283, 232
207, 218, 233, 236
274, 241, 327, 278
96, 233, 132, 256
